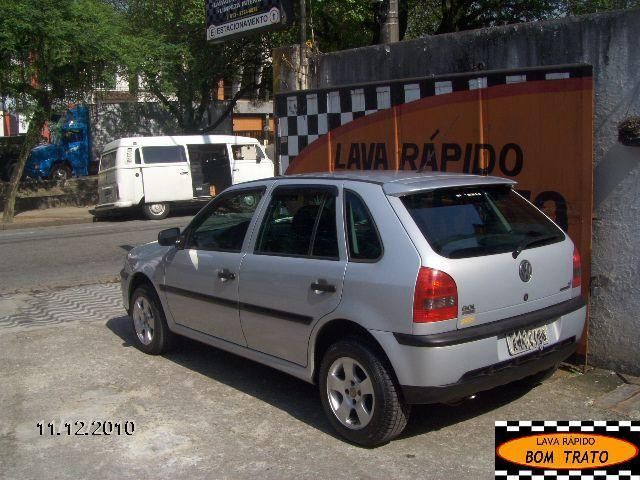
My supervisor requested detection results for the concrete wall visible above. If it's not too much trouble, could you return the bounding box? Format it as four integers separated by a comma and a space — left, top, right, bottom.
276, 9, 640, 374
89, 102, 233, 161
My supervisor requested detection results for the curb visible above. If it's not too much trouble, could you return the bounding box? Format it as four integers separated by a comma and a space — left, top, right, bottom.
0, 216, 95, 231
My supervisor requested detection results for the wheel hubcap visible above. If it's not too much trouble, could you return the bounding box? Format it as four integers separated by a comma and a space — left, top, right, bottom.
132, 296, 155, 345
326, 357, 375, 430
148, 203, 165, 215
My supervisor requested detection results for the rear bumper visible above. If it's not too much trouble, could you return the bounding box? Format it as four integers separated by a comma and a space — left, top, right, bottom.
369, 296, 586, 404
401, 336, 577, 404
90, 201, 136, 215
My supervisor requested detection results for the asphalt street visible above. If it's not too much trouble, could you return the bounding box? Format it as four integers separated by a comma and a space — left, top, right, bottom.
0, 214, 194, 294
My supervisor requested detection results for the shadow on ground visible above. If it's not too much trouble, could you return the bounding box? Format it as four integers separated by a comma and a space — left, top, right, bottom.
95, 204, 202, 223
106, 315, 537, 444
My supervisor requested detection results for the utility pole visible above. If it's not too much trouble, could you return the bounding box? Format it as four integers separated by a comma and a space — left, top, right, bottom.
298, 0, 308, 89
381, 0, 399, 44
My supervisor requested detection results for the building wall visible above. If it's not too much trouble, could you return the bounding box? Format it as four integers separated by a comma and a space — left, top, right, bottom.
275, 9, 640, 374
89, 102, 233, 161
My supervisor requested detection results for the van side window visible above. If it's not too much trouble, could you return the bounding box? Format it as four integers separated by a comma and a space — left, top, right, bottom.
135, 149, 141, 165
345, 190, 383, 261
141, 146, 187, 164
255, 187, 339, 260
231, 144, 262, 163
187, 188, 265, 252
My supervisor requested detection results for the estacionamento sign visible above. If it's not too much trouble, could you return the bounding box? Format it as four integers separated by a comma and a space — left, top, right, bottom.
206, 0, 292, 42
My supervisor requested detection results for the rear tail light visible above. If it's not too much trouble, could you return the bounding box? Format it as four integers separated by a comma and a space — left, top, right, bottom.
413, 267, 458, 323
572, 247, 582, 288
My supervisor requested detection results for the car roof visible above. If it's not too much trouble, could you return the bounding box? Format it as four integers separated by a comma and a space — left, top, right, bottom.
101, 135, 261, 151
281, 171, 516, 195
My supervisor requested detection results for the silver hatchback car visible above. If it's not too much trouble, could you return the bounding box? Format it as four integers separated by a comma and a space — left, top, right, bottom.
120, 171, 586, 446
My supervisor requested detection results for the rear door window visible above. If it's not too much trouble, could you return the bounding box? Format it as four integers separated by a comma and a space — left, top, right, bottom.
255, 186, 339, 259
141, 145, 187, 164
401, 186, 565, 259
99, 151, 117, 171
345, 191, 383, 261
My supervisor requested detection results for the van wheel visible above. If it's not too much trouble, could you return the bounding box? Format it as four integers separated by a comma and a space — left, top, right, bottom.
319, 339, 410, 447
142, 202, 170, 220
130, 285, 174, 355
50, 164, 71, 181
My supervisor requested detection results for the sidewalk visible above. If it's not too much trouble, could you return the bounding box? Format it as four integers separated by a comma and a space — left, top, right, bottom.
0, 206, 95, 230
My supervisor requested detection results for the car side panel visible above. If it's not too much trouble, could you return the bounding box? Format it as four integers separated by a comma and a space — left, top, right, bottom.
331, 181, 421, 334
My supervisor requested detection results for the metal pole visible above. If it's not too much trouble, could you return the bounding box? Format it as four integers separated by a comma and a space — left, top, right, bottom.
382, 0, 399, 43
298, 0, 307, 89
300, 0, 307, 56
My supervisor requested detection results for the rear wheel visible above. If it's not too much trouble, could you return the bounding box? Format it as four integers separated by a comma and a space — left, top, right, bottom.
50, 164, 71, 181
319, 339, 410, 447
129, 285, 174, 355
142, 202, 170, 220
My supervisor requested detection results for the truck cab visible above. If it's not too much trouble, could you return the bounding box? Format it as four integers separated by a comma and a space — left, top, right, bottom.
23, 105, 91, 180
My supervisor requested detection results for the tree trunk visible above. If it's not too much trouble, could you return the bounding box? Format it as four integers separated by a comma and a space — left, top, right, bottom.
2, 112, 46, 223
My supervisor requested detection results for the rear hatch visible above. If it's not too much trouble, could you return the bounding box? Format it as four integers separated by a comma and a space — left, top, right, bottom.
97, 150, 118, 204
399, 184, 574, 329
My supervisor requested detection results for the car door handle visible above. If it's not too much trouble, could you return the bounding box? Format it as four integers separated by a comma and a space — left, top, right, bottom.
310, 281, 336, 294
217, 269, 236, 282
232, 168, 240, 172
179, 171, 189, 175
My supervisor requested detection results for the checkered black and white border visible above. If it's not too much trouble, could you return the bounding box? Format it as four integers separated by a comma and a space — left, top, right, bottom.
495, 421, 640, 480
274, 65, 592, 173
495, 470, 639, 479
495, 420, 640, 433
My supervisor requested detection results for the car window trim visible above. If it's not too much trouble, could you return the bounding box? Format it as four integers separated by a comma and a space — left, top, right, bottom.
344, 189, 384, 263
183, 186, 267, 252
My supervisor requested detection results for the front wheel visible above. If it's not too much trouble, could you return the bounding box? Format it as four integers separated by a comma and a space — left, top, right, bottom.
142, 202, 170, 220
50, 164, 71, 181
129, 285, 174, 355
319, 339, 410, 447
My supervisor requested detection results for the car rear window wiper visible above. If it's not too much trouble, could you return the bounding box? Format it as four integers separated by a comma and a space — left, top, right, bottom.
512, 234, 561, 259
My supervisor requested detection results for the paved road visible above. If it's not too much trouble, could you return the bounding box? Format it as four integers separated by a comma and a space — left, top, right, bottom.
0, 282, 636, 480
0, 214, 194, 294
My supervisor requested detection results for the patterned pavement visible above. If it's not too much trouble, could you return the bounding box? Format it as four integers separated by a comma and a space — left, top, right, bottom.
0, 283, 125, 331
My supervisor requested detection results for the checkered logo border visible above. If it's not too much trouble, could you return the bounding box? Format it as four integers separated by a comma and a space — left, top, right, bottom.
495, 421, 640, 480
274, 65, 592, 173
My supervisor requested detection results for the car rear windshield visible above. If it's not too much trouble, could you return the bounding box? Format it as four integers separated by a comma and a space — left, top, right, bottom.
401, 186, 565, 259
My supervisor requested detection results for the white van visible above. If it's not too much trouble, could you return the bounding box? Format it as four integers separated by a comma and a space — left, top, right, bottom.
92, 135, 274, 220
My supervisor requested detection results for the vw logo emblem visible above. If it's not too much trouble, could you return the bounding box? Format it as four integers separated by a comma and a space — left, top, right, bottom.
519, 260, 533, 282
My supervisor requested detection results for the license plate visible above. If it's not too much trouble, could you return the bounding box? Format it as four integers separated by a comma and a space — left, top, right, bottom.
506, 325, 549, 356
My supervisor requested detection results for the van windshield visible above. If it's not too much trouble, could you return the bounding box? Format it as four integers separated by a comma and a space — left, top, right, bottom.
400, 186, 565, 259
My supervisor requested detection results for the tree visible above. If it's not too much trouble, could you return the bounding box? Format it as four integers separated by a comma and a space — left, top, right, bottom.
124, 0, 279, 134
0, 0, 128, 222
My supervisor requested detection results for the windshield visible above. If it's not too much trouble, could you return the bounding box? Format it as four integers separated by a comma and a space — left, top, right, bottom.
401, 186, 565, 259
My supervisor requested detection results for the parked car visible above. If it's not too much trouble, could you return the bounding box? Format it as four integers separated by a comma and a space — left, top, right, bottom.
120, 171, 586, 446
92, 135, 274, 220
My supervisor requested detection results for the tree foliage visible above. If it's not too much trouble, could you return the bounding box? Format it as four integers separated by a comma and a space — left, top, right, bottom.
0, 0, 127, 221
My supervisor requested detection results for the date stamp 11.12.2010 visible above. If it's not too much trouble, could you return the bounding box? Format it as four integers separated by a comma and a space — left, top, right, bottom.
37, 420, 135, 436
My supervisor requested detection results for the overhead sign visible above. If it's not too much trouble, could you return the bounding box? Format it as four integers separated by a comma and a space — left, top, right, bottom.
206, 0, 293, 42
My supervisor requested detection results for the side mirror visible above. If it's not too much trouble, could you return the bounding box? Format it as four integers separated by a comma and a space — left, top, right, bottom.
158, 228, 180, 247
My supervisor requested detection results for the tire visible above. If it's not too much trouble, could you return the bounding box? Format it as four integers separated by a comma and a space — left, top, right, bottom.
319, 339, 410, 447
142, 202, 170, 220
129, 285, 175, 355
49, 163, 71, 181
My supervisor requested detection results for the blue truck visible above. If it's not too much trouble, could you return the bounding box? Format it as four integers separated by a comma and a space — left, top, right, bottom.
21, 105, 93, 181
